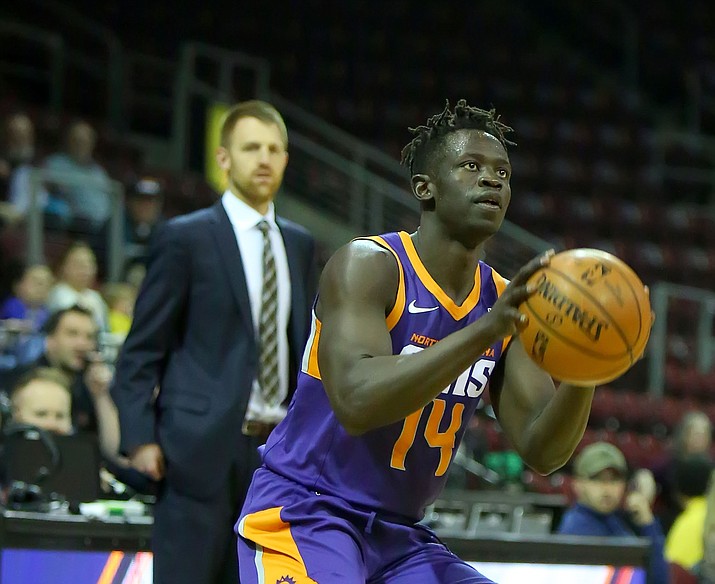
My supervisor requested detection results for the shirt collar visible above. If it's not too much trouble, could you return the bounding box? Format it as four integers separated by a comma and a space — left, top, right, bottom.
221, 190, 277, 232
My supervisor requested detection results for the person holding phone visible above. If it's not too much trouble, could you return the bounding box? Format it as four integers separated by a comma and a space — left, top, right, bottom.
557, 442, 669, 584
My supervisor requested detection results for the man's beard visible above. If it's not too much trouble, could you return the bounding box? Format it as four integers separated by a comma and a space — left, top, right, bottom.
231, 175, 278, 203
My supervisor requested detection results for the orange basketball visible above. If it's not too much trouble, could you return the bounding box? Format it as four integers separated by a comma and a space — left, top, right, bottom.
519, 248, 652, 385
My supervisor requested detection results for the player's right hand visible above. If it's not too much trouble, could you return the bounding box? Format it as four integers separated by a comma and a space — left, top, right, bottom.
483, 249, 554, 339
130, 443, 165, 481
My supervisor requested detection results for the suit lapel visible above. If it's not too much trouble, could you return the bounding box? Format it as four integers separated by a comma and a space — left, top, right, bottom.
209, 202, 254, 335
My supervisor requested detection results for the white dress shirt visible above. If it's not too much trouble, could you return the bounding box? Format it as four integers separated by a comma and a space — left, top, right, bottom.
221, 191, 291, 424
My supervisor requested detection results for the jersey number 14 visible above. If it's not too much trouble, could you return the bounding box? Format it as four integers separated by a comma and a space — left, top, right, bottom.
390, 348, 496, 477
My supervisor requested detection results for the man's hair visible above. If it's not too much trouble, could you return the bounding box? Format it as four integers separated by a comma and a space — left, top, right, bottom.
219, 100, 288, 149
43, 304, 96, 335
400, 99, 515, 176
11, 366, 72, 401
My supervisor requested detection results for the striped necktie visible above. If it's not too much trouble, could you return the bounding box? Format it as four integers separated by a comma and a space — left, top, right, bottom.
257, 220, 280, 405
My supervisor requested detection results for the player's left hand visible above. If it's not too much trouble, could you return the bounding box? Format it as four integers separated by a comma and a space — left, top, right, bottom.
483, 249, 555, 338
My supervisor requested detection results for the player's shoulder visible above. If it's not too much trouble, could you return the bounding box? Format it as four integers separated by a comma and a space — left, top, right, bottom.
318, 237, 400, 308
322, 236, 400, 285
341, 236, 399, 264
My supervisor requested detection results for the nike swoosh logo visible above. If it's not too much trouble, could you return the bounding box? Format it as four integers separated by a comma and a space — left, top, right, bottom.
407, 300, 439, 314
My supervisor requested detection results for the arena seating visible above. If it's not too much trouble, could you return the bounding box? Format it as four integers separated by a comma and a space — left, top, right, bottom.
2, 0, 715, 493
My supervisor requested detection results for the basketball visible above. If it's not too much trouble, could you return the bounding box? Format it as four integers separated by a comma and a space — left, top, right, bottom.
519, 248, 652, 385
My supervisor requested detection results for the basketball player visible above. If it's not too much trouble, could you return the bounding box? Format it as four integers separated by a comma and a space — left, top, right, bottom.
236, 100, 601, 583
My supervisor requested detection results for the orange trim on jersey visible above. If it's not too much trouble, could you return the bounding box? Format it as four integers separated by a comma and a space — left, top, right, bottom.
398, 231, 481, 321
97, 551, 124, 584
238, 507, 317, 584
360, 236, 406, 331
301, 314, 322, 379
490, 267, 513, 353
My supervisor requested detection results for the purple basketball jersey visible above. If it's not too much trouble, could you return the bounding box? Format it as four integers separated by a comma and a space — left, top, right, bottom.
261, 231, 510, 521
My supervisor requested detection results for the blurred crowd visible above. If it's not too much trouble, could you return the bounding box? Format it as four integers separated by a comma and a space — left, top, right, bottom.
0, 109, 165, 506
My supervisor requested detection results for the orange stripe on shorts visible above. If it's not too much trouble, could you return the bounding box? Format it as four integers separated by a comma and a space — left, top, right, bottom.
238, 507, 317, 584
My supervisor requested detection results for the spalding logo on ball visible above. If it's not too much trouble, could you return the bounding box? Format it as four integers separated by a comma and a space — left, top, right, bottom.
519, 248, 652, 386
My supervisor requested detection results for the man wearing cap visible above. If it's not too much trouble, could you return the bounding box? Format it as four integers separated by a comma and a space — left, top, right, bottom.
122, 176, 165, 267
558, 441, 669, 584
95, 175, 166, 278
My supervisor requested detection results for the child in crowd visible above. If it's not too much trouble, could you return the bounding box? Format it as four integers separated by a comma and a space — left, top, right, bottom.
9, 367, 73, 435
0, 263, 54, 332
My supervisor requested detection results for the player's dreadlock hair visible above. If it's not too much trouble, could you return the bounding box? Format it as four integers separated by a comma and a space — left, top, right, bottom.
400, 99, 516, 176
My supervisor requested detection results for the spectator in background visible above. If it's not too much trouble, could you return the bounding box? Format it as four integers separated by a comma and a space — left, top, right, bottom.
101, 282, 137, 338
123, 176, 165, 266
665, 454, 713, 571
693, 469, 715, 583
0, 112, 34, 225
9, 367, 73, 435
652, 411, 714, 534
0, 113, 35, 195
1, 305, 108, 435
558, 442, 668, 584
47, 241, 109, 331
6, 365, 143, 498
0, 263, 54, 332
0, 113, 63, 227
44, 121, 112, 234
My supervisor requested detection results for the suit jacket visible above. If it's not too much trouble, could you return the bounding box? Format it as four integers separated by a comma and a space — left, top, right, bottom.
111, 201, 317, 499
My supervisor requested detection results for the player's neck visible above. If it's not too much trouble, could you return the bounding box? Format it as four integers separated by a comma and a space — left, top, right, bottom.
411, 224, 483, 304
413, 222, 485, 261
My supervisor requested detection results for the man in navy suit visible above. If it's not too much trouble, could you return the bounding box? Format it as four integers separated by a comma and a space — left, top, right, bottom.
111, 100, 317, 584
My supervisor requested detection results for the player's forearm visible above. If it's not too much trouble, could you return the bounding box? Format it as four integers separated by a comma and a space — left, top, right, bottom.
518, 383, 594, 474
329, 319, 503, 434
